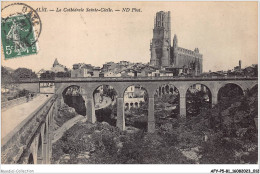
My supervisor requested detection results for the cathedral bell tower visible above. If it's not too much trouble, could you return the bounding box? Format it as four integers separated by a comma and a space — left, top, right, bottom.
150, 11, 171, 68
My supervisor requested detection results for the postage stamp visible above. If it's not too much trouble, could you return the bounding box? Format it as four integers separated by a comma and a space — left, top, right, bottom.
1, 14, 38, 59
1, 3, 42, 59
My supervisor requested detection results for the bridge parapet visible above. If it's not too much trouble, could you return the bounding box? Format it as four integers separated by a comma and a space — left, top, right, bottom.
53, 76, 257, 82
12, 76, 257, 83
1, 94, 57, 164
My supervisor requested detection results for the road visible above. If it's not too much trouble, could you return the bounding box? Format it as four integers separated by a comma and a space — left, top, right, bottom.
52, 96, 113, 144
1, 94, 53, 140
52, 115, 86, 143
1, 94, 112, 141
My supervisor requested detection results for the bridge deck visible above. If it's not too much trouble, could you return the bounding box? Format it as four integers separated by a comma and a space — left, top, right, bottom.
1, 94, 53, 141
12, 76, 257, 83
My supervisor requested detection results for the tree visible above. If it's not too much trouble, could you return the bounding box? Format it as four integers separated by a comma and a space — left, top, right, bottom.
107, 88, 117, 101
40, 71, 55, 80
186, 90, 210, 117
218, 84, 243, 109
12, 68, 38, 81
56, 71, 71, 78
199, 86, 258, 164
1, 66, 13, 85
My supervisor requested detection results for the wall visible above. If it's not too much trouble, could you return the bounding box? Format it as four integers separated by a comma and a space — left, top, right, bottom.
1, 94, 57, 164
71, 68, 90, 78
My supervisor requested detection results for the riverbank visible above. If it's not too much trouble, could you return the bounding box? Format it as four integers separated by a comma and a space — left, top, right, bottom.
51, 86, 258, 164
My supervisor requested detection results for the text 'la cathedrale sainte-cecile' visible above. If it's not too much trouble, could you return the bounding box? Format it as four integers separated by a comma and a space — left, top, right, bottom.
35, 7, 142, 13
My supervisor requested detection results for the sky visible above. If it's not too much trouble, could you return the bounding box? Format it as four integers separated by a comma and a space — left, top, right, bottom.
1, 1, 258, 73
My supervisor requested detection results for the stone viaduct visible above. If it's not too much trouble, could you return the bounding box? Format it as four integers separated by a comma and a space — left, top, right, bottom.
1, 94, 57, 164
1, 77, 257, 164
53, 77, 257, 133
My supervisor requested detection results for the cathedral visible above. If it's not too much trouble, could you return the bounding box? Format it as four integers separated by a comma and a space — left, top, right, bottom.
150, 11, 203, 76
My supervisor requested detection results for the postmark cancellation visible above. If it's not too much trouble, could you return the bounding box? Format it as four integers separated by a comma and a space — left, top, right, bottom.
1, 3, 41, 59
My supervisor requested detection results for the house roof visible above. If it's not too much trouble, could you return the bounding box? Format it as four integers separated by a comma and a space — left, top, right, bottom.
37, 69, 46, 73
53, 58, 59, 66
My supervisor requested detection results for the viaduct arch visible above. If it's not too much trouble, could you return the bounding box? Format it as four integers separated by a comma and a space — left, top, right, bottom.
25, 105, 54, 164
54, 77, 257, 133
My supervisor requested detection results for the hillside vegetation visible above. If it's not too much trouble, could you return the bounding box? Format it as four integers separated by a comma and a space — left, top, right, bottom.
52, 86, 258, 164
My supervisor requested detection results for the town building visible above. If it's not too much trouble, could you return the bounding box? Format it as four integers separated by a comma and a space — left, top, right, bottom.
124, 85, 145, 110
102, 62, 117, 72
120, 69, 138, 77
37, 69, 47, 78
104, 71, 121, 77
119, 61, 130, 66
71, 63, 93, 77
93, 67, 101, 77
51, 58, 68, 73
150, 11, 203, 76
234, 60, 242, 71
37, 59, 69, 79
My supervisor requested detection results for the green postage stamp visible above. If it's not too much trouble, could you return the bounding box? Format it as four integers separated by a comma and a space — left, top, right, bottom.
1, 3, 42, 59
1, 14, 38, 59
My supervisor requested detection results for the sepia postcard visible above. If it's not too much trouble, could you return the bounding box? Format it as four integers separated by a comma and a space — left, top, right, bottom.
1, 1, 259, 173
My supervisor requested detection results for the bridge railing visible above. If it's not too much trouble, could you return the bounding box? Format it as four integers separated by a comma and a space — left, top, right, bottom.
8, 76, 257, 83
1, 94, 57, 164
53, 76, 257, 82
